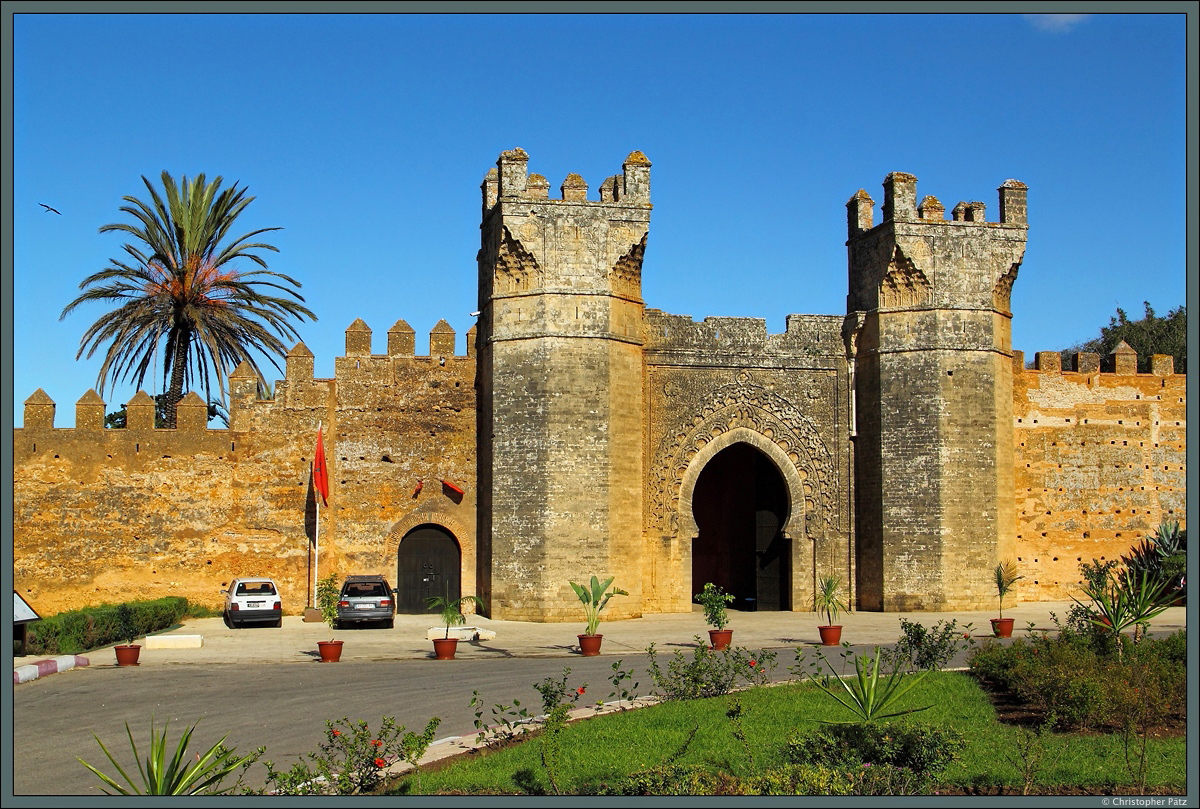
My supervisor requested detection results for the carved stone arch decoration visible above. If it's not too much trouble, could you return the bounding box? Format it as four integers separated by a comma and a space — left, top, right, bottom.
880, 244, 931, 309
674, 427, 807, 541
386, 510, 470, 555
494, 226, 541, 294
609, 231, 646, 299
649, 378, 836, 540
991, 260, 1021, 315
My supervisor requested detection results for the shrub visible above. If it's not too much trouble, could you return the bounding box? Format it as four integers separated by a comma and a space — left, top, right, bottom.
646, 639, 775, 700
884, 618, 975, 673
968, 630, 1187, 731
24, 598, 190, 655
260, 716, 440, 796
785, 721, 965, 775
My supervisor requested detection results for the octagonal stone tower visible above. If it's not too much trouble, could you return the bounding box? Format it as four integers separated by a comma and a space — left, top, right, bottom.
476, 149, 651, 621
846, 174, 1028, 610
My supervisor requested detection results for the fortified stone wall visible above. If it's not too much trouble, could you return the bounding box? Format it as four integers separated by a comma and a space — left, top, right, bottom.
13, 321, 477, 615
12, 149, 1187, 620
1012, 347, 1186, 601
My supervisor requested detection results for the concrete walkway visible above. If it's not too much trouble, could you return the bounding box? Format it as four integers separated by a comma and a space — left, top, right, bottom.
14, 601, 1187, 675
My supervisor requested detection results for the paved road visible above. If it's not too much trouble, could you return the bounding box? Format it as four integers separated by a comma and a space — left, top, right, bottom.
11, 603, 1187, 796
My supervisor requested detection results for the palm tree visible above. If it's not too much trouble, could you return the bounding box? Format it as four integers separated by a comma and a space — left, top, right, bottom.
61, 171, 316, 427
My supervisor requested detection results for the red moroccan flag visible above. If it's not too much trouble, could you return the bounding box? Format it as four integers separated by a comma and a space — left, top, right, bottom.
313, 427, 329, 507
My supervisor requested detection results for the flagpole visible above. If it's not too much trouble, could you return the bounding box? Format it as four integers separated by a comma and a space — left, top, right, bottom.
314, 421, 321, 610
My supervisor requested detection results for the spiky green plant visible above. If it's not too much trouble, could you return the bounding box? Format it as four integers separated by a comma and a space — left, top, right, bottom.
814, 574, 848, 627
79, 717, 260, 795
799, 646, 931, 724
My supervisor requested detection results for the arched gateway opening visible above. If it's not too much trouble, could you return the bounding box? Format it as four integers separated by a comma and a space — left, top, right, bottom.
692, 442, 790, 611
396, 525, 462, 613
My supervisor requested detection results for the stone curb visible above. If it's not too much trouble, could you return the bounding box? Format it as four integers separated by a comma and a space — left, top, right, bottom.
14, 655, 89, 684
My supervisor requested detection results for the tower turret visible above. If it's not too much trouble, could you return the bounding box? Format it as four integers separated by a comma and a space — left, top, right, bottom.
477, 149, 651, 621
846, 173, 1028, 610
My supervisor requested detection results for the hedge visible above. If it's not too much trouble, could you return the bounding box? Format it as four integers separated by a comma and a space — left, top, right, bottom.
21, 598, 191, 656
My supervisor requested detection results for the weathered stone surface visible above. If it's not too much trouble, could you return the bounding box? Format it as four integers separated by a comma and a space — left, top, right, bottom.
12, 152, 1185, 620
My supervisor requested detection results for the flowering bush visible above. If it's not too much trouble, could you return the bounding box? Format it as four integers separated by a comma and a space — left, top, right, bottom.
259, 716, 439, 795
646, 638, 776, 700
533, 667, 590, 715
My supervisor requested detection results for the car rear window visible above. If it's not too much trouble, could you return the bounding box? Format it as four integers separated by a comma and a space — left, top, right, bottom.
236, 582, 276, 595
345, 582, 387, 597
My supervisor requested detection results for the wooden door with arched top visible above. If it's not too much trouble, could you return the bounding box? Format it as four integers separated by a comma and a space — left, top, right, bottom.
396, 525, 462, 613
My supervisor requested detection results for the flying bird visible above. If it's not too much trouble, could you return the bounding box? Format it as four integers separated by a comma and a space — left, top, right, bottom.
39, 203, 62, 215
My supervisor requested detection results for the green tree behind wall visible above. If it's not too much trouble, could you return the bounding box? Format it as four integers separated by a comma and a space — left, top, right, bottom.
1061, 302, 1186, 374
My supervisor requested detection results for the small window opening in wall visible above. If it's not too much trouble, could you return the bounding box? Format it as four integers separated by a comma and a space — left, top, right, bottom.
382, 455, 393, 463
946, 370, 953, 376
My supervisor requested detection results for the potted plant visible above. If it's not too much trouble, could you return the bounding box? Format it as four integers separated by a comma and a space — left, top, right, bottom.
316, 573, 343, 662
569, 575, 628, 656
694, 582, 735, 650
425, 595, 485, 660
814, 574, 848, 645
113, 603, 141, 666
992, 560, 1023, 638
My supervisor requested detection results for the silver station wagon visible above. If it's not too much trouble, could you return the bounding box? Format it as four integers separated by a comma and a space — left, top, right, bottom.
336, 575, 395, 629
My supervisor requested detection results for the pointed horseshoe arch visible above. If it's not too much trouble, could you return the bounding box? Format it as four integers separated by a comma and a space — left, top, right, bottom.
675, 427, 807, 542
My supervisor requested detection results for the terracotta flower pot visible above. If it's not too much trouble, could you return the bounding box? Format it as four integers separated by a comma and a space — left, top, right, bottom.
818, 625, 842, 646
708, 629, 733, 650
991, 618, 1015, 638
317, 640, 344, 663
432, 637, 459, 660
578, 634, 603, 656
114, 644, 141, 666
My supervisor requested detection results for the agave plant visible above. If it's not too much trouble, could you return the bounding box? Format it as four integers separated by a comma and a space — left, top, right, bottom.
799, 646, 931, 724
79, 717, 260, 795
1071, 565, 1175, 643
569, 575, 628, 637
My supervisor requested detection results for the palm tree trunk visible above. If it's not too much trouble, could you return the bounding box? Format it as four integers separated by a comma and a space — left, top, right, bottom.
163, 328, 190, 428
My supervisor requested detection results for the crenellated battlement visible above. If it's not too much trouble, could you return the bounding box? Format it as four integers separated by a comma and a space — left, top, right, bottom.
19, 317, 478, 433
644, 309, 844, 358
847, 173, 1028, 237
1013, 343, 1182, 377
481, 148, 651, 211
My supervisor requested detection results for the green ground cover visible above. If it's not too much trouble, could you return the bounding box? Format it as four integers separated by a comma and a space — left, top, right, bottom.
394, 670, 1186, 795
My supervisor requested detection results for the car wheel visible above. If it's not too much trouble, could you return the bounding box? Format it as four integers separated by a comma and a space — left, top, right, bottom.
275, 616, 283, 628
384, 618, 394, 629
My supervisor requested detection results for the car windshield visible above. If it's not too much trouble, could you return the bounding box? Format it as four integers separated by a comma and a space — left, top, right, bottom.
236, 582, 276, 595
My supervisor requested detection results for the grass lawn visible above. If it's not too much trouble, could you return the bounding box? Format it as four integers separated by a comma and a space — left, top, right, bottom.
392, 672, 1187, 795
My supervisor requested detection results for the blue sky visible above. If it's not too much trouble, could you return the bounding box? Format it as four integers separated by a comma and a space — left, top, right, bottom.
8, 11, 1192, 426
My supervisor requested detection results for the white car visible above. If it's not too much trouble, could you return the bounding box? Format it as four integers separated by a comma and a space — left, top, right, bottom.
223, 577, 282, 628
